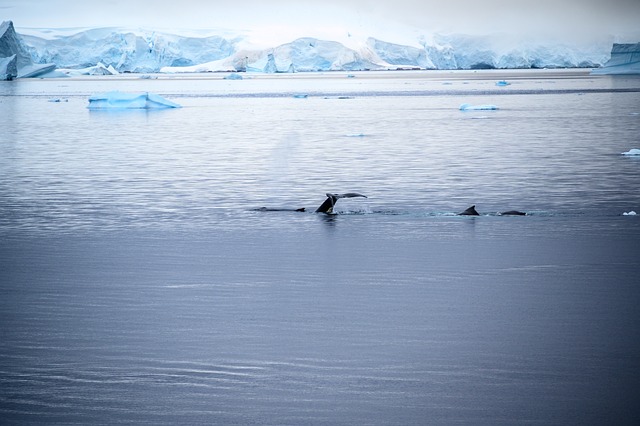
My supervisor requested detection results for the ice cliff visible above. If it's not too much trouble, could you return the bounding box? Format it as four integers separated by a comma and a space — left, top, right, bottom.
0, 21, 55, 79
13, 23, 616, 75
591, 43, 640, 75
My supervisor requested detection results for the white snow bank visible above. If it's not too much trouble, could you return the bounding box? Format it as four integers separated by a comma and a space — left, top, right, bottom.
621, 148, 640, 156
61, 61, 119, 76
459, 103, 499, 111
88, 91, 181, 109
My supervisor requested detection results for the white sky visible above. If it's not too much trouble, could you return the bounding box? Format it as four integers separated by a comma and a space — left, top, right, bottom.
3, 0, 640, 41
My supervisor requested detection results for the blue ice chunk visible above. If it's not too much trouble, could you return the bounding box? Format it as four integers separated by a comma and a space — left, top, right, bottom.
224, 73, 243, 80
459, 103, 499, 111
87, 91, 181, 109
621, 148, 640, 156
495, 80, 510, 86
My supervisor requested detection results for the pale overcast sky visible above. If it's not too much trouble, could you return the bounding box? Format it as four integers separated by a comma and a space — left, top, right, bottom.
2, 0, 640, 41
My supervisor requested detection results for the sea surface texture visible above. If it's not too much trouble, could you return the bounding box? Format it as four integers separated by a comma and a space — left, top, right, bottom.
1, 70, 640, 425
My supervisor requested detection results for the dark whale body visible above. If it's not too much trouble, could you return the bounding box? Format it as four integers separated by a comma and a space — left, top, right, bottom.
499, 210, 526, 216
253, 207, 306, 212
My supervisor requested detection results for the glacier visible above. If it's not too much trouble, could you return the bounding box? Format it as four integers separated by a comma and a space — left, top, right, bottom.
3, 19, 628, 76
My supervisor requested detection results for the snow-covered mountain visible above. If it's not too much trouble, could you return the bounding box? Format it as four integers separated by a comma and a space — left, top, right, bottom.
4, 20, 619, 77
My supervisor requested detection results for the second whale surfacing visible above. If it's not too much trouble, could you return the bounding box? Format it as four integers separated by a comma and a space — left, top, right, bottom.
458, 205, 527, 216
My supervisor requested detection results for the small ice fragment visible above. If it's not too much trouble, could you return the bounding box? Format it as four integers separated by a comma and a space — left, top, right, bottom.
621, 148, 640, 156
293, 94, 308, 98
459, 103, 499, 111
495, 80, 510, 86
87, 91, 181, 109
623, 211, 637, 216
224, 73, 243, 80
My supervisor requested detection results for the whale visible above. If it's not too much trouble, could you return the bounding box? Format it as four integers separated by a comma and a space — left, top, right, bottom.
254, 192, 367, 214
458, 205, 526, 216
315, 193, 368, 214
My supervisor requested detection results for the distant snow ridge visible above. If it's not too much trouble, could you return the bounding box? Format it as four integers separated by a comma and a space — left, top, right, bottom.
16, 24, 613, 75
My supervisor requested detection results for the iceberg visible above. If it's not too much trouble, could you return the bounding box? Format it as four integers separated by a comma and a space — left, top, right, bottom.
87, 91, 181, 109
623, 211, 637, 216
1, 20, 56, 79
621, 148, 640, 156
459, 103, 499, 111
591, 43, 640, 75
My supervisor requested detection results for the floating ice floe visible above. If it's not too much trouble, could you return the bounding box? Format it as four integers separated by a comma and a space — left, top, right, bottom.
459, 103, 499, 111
224, 73, 243, 80
623, 211, 637, 216
87, 91, 181, 109
495, 80, 511, 86
621, 148, 640, 156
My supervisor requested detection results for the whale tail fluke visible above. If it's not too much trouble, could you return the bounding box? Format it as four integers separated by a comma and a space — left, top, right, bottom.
458, 205, 480, 216
315, 192, 367, 214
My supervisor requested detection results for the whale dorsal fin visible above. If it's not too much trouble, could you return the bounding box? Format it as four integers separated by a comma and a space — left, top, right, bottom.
459, 205, 479, 216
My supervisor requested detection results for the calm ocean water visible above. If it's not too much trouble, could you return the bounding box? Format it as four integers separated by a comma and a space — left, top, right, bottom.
1, 70, 640, 424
